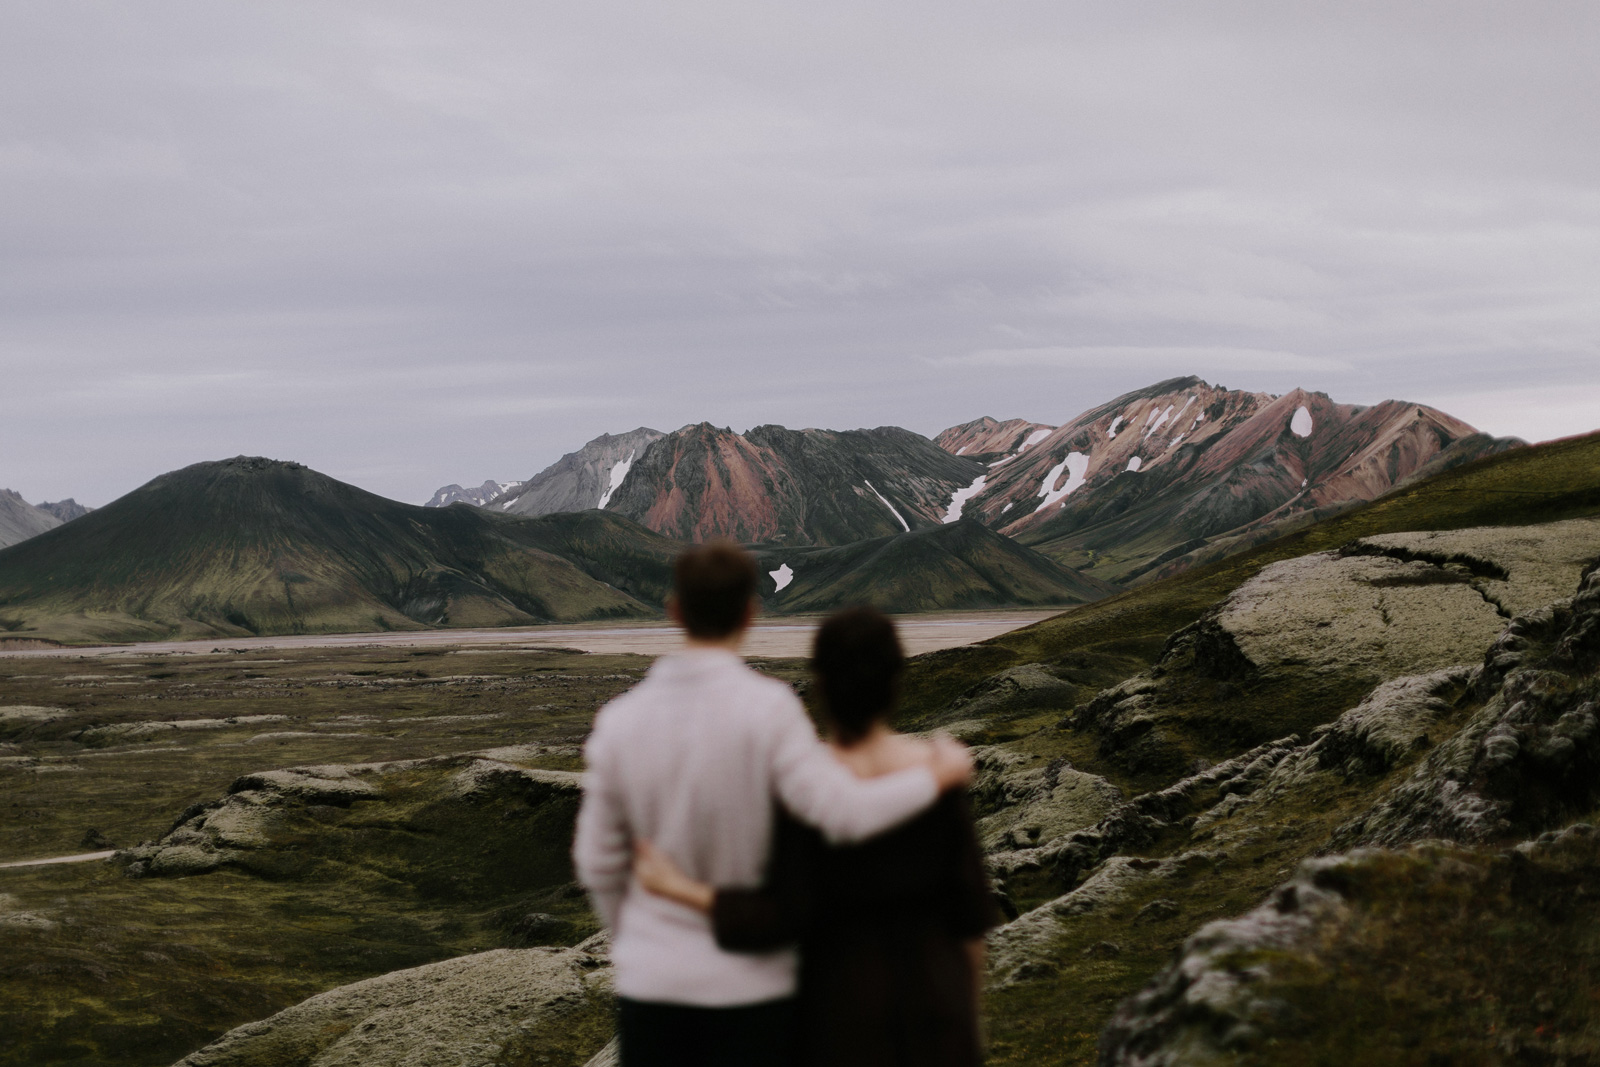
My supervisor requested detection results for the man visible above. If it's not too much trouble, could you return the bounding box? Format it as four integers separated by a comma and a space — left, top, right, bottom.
573, 542, 972, 1067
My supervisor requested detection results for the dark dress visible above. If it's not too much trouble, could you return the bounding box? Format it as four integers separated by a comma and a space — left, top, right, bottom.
710, 790, 997, 1067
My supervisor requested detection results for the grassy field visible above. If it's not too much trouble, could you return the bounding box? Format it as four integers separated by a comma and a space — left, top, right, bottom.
0, 644, 808, 1066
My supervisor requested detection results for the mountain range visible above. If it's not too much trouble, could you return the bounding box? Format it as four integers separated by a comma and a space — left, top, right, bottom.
429, 376, 1517, 586
0, 457, 1100, 645
0, 377, 1539, 645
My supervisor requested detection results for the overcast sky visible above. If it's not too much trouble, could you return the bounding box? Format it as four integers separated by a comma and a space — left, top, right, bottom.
3, 2, 1597, 506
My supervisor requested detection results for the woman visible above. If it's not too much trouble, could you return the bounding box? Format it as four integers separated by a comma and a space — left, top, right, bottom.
633, 605, 995, 1067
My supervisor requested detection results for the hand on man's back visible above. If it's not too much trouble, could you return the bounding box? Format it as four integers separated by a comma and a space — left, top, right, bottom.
929, 735, 974, 791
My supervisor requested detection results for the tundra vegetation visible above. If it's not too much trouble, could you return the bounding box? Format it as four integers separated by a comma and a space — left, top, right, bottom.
1, 431, 1598, 1066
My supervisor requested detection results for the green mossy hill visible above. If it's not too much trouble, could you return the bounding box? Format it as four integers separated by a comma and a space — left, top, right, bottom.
0, 457, 668, 645
755, 519, 1118, 615
488, 507, 682, 611
901, 428, 1600, 735
1099, 828, 1600, 1066
975, 546, 1600, 1064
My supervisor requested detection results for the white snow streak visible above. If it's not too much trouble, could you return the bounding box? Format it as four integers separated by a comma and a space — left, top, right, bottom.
1127, 456, 1143, 472
770, 563, 795, 592
956, 445, 967, 455
1108, 415, 1124, 439
1001, 502, 1013, 513
597, 450, 636, 509
1145, 405, 1176, 438
864, 480, 909, 532
1020, 428, 1052, 451
943, 474, 988, 523
1290, 406, 1314, 438
1038, 453, 1090, 509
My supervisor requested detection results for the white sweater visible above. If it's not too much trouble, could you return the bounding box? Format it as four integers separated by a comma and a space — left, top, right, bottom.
572, 647, 939, 1007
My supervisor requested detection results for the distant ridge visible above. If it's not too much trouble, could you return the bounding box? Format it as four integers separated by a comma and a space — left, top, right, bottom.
0, 489, 61, 549
487, 427, 665, 518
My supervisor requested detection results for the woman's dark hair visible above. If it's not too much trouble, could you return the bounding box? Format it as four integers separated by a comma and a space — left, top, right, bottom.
811, 606, 905, 745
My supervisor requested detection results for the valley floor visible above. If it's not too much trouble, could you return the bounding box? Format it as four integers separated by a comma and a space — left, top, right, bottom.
0, 608, 1059, 661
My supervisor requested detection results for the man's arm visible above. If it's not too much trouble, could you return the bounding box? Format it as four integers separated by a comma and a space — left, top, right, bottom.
769, 700, 971, 845
571, 729, 630, 930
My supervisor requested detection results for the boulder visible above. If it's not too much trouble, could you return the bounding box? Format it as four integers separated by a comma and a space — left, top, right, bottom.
173, 933, 614, 1067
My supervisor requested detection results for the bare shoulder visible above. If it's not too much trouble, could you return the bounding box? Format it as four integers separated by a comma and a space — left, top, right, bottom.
836, 732, 937, 778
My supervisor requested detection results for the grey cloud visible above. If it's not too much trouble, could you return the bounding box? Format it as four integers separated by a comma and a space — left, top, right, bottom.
1, 1, 1597, 505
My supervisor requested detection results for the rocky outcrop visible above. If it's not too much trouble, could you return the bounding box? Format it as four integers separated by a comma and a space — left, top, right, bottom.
1097, 825, 1600, 1066
172, 933, 615, 1067
424, 480, 520, 508
1064, 520, 1600, 774
972, 746, 1123, 852
117, 755, 581, 879
33, 498, 92, 523
988, 851, 1219, 989
1336, 560, 1600, 848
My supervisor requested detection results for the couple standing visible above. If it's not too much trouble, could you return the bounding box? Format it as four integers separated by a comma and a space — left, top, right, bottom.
574, 543, 996, 1066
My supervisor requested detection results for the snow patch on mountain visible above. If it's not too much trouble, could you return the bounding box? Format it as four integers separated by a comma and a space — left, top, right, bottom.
597, 450, 636, 510
943, 475, 988, 523
1290, 405, 1314, 437
770, 563, 795, 592
1145, 405, 1176, 438
1038, 453, 1090, 509
864, 481, 910, 532
1127, 456, 1143, 472
1020, 428, 1052, 451
1108, 415, 1124, 439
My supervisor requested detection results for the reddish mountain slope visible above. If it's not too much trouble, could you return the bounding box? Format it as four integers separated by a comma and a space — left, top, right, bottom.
934, 417, 1056, 462
933, 377, 1519, 583
603, 422, 988, 546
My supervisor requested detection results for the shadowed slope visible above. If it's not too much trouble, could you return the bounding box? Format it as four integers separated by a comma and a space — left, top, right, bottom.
755, 520, 1117, 615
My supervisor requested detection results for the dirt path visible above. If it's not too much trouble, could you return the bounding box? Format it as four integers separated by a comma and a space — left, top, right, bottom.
0, 610, 1059, 660
0, 850, 116, 870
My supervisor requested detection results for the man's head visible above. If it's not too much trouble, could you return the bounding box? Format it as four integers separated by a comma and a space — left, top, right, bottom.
670, 541, 759, 641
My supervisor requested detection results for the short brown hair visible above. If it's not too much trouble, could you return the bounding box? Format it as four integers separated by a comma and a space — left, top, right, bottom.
812, 606, 904, 744
673, 542, 759, 638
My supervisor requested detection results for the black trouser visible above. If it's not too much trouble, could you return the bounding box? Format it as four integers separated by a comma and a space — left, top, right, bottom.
618, 995, 798, 1067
